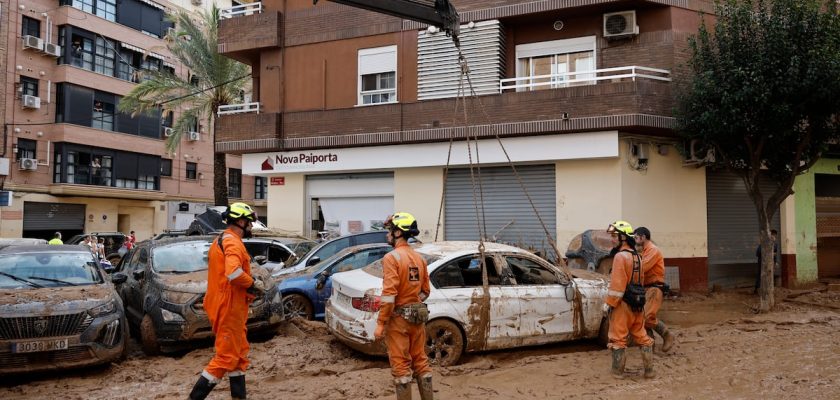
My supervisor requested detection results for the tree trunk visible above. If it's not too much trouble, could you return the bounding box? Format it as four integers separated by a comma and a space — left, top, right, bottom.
212, 119, 228, 206
758, 225, 775, 312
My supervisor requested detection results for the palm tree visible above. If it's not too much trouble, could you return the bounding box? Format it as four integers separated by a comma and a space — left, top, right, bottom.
119, 5, 249, 206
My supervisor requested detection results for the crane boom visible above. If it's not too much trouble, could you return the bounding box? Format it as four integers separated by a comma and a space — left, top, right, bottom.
313, 0, 460, 40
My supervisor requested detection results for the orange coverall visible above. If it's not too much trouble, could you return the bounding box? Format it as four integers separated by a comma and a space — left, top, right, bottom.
378, 241, 432, 378
203, 229, 255, 379
641, 242, 666, 329
606, 244, 653, 349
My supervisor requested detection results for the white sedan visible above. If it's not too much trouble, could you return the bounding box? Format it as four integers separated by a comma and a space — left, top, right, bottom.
325, 241, 610, 365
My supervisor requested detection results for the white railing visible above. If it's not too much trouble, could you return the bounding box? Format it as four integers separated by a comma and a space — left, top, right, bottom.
499, 66, 671, 92
218, 102, 261, 116
220, 2, 263, 19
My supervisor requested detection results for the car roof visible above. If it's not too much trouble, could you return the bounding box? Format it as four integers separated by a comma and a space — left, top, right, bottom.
143, 235, 216, 247
0, 244, 95, 254
413, 241, 530, 259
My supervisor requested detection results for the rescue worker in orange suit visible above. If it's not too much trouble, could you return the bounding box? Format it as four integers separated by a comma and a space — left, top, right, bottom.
374, 212, 434, 400
634, 227, 675, 353
604, 221, 655, 379
189, 203, 265, 400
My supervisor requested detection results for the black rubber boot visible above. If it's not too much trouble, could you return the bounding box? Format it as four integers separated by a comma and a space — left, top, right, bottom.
655, 321, 675, 353
230, 374, 246, 399
610, 348, 626, 379
188, 375, 217, 400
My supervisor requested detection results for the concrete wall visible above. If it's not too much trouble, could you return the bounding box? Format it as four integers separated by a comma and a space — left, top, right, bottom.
266, 173, 305, 235
394, 167, 444, 243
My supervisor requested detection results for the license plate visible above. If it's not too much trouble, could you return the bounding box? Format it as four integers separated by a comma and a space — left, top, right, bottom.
12, 338, 69, 353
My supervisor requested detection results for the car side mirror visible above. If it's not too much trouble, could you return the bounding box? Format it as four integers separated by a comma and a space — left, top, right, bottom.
564, 283, 577, 302
112, 273, 128, 285
307, 256, 321, 266
132, 269, 145, 280
254, 255, 268, 265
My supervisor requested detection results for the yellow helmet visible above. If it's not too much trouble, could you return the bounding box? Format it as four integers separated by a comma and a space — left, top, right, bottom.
224, 202, 257, 223
385, 212, 419, 236
607, 220, 634, 237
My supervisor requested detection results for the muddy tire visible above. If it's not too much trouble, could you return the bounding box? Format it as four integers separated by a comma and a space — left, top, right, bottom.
282, 294, 314, 320
119, 317, 130, 361
107, 253, 122, 266
425, 319, 464, 367
597, 317, 610, 347
139, 314, 161, 356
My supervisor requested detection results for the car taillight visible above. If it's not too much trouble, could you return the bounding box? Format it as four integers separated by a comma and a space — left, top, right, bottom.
351, 294, 381, 312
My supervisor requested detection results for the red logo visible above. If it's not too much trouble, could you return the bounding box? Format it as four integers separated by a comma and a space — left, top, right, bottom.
261, 157, 274, 171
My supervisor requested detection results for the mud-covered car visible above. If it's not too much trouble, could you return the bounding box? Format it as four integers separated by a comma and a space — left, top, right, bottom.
0, 245, 128, 374
112, 237, 284, 355
66, 232, 128, 265
326, 241, 609, 366
274, 231, 387, 277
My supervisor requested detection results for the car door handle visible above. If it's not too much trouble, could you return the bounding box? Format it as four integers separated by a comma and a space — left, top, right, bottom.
451, 295, 471, 300
521, 295, 535, 301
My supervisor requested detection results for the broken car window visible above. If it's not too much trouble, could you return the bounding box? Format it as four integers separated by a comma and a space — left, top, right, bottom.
506, 256, 562, 285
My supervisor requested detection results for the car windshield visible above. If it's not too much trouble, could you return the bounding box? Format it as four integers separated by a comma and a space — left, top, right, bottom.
291, 241, 316, 258
152, 241, 211, 273
303, 249, 349, 274
362, 253, 440, 278
0, 252, 103, 289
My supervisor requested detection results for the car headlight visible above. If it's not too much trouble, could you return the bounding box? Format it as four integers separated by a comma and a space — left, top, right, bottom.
161, 290, 197, 304
161, 308, 185, 323
89, 300, 117, 317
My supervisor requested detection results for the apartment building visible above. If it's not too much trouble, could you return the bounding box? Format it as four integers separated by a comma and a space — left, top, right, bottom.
0, 0, 268, 241
214, 0, 837, 290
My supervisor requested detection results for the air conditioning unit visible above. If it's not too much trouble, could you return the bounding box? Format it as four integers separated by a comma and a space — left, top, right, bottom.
22, 35, 44, 51
43, 43, 61, 57
22, 95, 41, 109
188, 131, 200, 141
603, 11, 639, 38
19, 158, 38, 171
164, 127, 174, 137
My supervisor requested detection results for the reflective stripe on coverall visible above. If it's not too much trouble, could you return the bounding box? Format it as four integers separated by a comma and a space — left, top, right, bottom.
606, 245, 653, 349
641, 242, 666, 329
378, 242, 432, 378
203, 228, 254, 379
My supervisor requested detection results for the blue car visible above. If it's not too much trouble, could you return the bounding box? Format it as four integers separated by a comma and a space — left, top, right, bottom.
280, 243, 391, 320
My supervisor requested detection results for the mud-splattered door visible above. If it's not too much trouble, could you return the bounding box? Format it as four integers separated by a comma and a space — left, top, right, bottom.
504, 255, 573, 344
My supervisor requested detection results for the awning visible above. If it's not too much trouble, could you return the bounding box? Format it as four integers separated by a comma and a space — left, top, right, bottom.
140, 0, 167, 11
120, 42, 145, 53
163, 61, 176, 69
147, 52, 167, 61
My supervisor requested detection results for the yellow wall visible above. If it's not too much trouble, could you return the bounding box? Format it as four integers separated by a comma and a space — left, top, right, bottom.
394, 167, 445, 242
618, 139, 708, 258
556, 158, 622, 250
266, 173, 306, 236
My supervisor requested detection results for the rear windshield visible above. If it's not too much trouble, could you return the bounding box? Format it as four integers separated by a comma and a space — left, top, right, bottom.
362, 254, 440, 278
0, 252, 103, 289
152, 241, 211, 273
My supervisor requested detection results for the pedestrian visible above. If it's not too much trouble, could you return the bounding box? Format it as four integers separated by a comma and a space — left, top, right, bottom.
374, 212, 434, 400
188, 203, 264, 400
634, 227, 675, 353
97, 237, 107, 261
48, 232, 63, 245
754, 229, 780, 294
604, 220, 654, 379
129, 230, 136, 247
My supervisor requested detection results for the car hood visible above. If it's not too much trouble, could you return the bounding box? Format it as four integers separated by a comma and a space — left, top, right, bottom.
272, 263, 308, 277
0, 284, 114, 315
157, 265, 275, 294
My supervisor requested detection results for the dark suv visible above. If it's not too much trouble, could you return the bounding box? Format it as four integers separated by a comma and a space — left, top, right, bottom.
66, 232, 128, 264
112, 236, 284, 355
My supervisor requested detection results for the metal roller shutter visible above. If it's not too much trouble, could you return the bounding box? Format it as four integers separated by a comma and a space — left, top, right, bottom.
23, 202, 86, 230
706, 171, 782, 265
445, 164, 556, 258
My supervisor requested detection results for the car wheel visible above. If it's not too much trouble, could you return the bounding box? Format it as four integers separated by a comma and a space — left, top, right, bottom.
140, 314, 161, 356
597, 316, 610, 347
425, 319, 464, 367
119, 317, 131, 361
107, 254, 122, 266
282, 294, 314, 320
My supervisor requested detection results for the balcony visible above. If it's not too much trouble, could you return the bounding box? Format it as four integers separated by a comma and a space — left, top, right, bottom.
218, 102, 261, 116
500, 66, 671, 92
218, 3, 281, 65
215, 111, 281, 153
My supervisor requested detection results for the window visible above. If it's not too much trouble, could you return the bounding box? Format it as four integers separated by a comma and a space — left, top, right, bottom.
431, 256, 502, 288
20, 76, 38, 97
117, 48, 141, 82
358, 45, 397, 105
255, 177, 266, 200
137, 175, 157, 190
515, 36, 596, 91
71, 0, 94, 14
22, 16, 40, 38
505, 256, 562, 285
92, 99, 115, 131
228, 168, 242, 198
141, 57, 161, 81
95, 0, 116, 22
70, 35, 94, 70
160, 159, 172, 177
186, 162, 197, 180
16, 139, 37, 161
329, 248, 389, 274
268, 245, 293, 263
95, 37, 116, 76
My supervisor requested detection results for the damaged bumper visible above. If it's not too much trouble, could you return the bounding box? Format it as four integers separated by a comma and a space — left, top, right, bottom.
325, 302, 386, 356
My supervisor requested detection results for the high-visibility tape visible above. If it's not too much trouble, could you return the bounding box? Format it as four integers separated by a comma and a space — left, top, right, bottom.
607, 290, 624, 298
227, 267, 244, 281
380, 295, 396, 303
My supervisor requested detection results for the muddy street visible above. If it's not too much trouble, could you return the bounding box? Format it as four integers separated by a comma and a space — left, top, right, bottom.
2, 288, 838, 400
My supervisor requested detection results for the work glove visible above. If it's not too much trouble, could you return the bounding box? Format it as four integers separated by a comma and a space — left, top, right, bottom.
602, 302, 612, 316
374, 323, 386, 340
247, 277, 266, 298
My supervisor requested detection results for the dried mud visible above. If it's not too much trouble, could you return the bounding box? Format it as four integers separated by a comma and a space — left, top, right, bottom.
2, 288, 839, 399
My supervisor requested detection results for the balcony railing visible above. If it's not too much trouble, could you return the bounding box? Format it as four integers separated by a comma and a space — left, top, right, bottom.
218, 102, 261, 116
220, 2, 263, 19
500, 66, 671, 92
